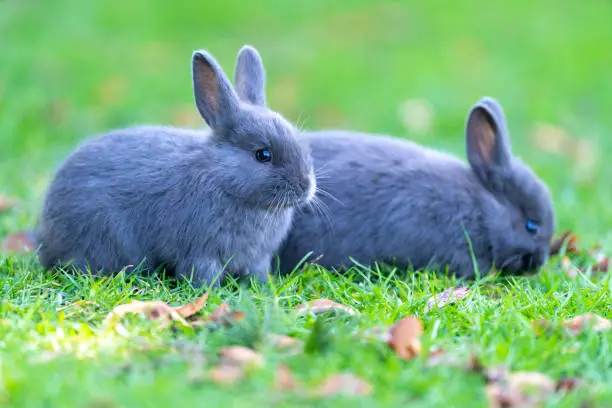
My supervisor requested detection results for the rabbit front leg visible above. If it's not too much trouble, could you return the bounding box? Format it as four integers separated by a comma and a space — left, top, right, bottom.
177, 257, 226, 288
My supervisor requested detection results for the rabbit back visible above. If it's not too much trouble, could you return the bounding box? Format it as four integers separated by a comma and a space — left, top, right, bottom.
279, 130, 492, 276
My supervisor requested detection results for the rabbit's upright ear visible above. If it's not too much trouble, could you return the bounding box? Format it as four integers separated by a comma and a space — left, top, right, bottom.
234, 45, 266, 106
466, 97, 513, 184
192, 50, 240, 129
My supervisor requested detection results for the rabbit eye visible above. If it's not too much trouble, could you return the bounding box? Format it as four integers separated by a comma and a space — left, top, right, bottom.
525, 220, 540, 235
255, 148, 272, 163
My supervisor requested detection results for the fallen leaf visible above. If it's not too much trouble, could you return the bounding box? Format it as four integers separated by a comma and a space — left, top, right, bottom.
556, 377, 581, 392
208, 364, 244, 386
1, 230, 37, 254
425, 286, 470, 312
267, 334, 303, 354
425, 348, 466, 368
562, 313, 611, 335
485, 383, 523, 408
483, 366, 510, 384
561, 256, 579, 278
312, 373, 373, 397
275, 364, 299, 391
103, 300, 189, 327
387, 316, 423, 360
357, 325, 392, 343
175, 293, 209, 318
550, 231, 578, 257
103, 294, 213, 328
592, 257, 609, 272
219, 346, 263, 368
204, 302, 246, 326
206, 346, 263, 386
486, 371, 556, 408
294, 298, 359, 316
508, 371, 556, 393
0, 196, 15, 213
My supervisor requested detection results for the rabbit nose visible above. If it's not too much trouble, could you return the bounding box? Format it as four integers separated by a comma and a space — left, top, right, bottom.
299, 174, 313, 194
521, 253, 535, 270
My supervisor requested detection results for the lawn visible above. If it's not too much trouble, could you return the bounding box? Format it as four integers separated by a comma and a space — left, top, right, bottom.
1, 0, 612, 406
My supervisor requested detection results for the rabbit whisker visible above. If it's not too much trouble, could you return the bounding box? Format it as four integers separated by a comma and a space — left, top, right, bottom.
306, 194, 335, 236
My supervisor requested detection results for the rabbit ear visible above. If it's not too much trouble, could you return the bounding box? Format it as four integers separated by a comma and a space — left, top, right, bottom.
192, 50, 240, 129
466, 96, 513, 181
234, 45, 267, 106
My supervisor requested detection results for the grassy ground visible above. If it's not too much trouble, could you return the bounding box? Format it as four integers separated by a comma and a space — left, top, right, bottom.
1, 0, 612, 406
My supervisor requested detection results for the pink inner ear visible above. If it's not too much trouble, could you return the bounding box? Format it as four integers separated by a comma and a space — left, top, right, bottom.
472, 110, 497, 165
195, 59, 219, 114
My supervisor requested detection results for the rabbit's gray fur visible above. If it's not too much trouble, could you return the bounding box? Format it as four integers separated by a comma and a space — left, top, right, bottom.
279, 97, 555, 278
38, 45, 315, 286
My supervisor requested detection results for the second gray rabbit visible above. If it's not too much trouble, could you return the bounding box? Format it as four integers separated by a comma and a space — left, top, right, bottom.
279, 97, 555, 278
38, 45, 315, 286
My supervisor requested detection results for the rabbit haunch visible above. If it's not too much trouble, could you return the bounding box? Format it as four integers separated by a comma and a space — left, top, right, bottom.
279, 97, 555, 278
37, 45, 315, 286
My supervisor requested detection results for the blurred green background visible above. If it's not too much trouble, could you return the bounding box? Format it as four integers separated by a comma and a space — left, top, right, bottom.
1, 0, 611, 247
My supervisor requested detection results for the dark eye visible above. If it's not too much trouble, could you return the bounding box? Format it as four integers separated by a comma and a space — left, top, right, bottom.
525, 220, 540, 235
255, 148, 272, 163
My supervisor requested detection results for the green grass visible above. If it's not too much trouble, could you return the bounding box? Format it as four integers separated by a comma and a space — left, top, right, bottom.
1, 0, 612, 406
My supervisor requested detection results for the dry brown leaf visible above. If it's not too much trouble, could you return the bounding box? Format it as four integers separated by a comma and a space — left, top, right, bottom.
0, 196, 15, 213
219, 346, 263, 368
267, 334, 303, 354
556, 377, 581, 392
1, 231, 37, 254
208, 364, 244, 386
189, 302, 245, 328
485, 383, 523, 408
387, 316, 423, 360
174, 293, 209, 318
206, 346, 263, 386
425, 286, 470, 312
425, 348, 466, 368
275, 364, 299, 391
562, 313, 611, 335
592, 257, 609, 273
483, 366, 510, 384
104, 294, 214, 328
312, 373, 373, 397
208, 303, 246, 325
508, 371, 556, 394
103, 300, 189, 327
550, 231, 578, 257
486, 371, 556, 408
294, 298, 358, 316
561, 256, 578, 278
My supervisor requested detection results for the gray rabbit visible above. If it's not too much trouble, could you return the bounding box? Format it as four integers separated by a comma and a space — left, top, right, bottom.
38, 45, 316, 286
279, 97, 555, 278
